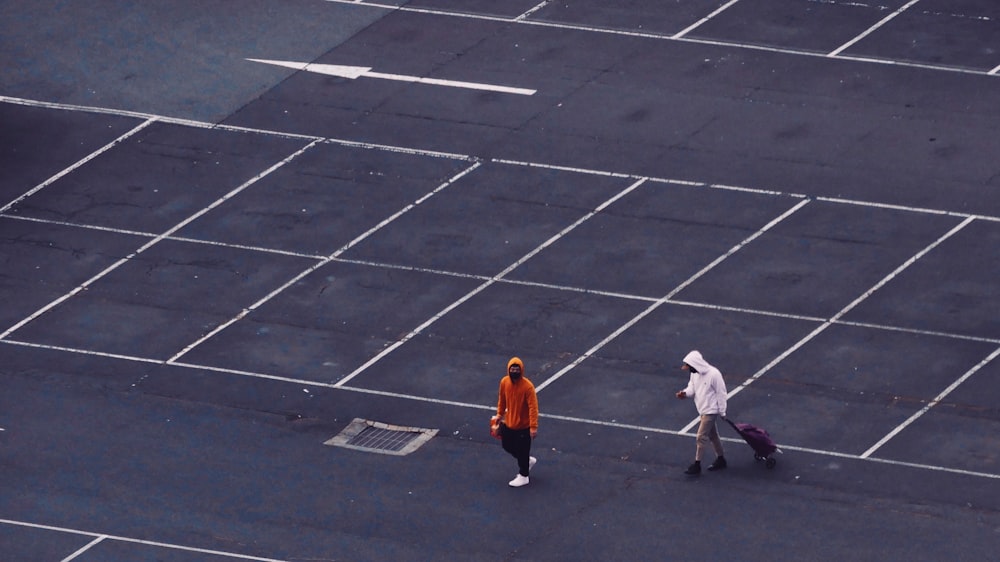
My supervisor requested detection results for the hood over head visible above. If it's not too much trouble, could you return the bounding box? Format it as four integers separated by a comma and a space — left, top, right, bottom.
682, 350, 713, 374
507, 357, 524, 379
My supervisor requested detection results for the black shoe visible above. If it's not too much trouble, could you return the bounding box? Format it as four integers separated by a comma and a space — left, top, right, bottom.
684, 461, 701, 475
707, 456, 727, 471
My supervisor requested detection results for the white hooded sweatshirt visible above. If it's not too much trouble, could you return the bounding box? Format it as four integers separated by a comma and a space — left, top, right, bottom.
680, 350, 727, 417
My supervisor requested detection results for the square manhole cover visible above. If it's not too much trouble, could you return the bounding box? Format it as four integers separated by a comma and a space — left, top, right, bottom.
325, 418, 438, 456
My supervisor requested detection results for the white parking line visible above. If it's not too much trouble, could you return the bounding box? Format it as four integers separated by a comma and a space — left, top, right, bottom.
828, 0, 924, 57
680, 215, 977, 434
6, 211, 997, 351
862, 345, 1000, 458
4, 337, 1000, 481
0, 518, 290, 562
0, 139, 323, 341
60, 535, 107, 562
514, 1, 550, 22
2, 96, 998, 480
672, 0, 742, 40
535, 198, 812, 392
1, 118, 156, 214
333, 176, 651, 388
324, 0, 999, 79
5, 94, 999, 225
167, 161, 483, 363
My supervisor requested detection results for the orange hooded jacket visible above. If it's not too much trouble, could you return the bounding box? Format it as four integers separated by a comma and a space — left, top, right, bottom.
496, 357, 538, 431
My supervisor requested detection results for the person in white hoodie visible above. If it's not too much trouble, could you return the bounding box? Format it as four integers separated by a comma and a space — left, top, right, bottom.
676, 350, 727, 475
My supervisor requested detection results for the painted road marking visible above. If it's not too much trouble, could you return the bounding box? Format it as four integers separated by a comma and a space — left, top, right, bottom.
4, 337, 1000, 481
246, 58, 537, 96
332, 176, 651, 389
828, 0, 923, 57
4, 95, 999, 478
534, 198, 812, 393
672, 0, 741, 40
862, 345, 1000, 458
60, 535, 107, 562
5, 210, 997, 350
166, 162, 483, 363
0, 139, 324, 341
1, 119, 156, 214
0, 518, 290, 562
326, 0, 1000, 79
677, 216, 978, 441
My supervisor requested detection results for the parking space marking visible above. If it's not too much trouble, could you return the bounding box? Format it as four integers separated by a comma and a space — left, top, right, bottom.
514, 1, 550, 22
6, 210, 997, 350
60, 535, 107, 562
4, 336, 1000, 481
672, 0, 742, 40
166, 161, 483, 363
1, 118, 156, 213
680, 216, 978, 434
0, 139, 323, 341
0, 518, 290, 562
534, 198, 812, 393
828, 0, 923, 57
4, 96, 998, 480
7, 94, 1000, 224
816, 195, 1000, 223
332, 177, 651, 389
324, 0, 1000, 78
0, 95, 326, 142
862, 345, 1000, 458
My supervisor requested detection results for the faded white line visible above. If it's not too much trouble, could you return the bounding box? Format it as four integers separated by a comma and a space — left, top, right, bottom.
990, 63, 1000, 75
3, 95, 998, 224
167, 162, 483, 363
515, 1, 550, 22
1, 118, 156, 213
834, 319, 1000, 345
0, 139, 323, 341
322, 0, 999, 79
4, 338, 999, 480
5, 211, 994, 349
828, 0, 924, 57
536, 198, 811, 392
0, 518, 290, 562
492, 157, 638, 179
0, 208, 339, 261
862, 345, 1000, 458
815, 195, 996, 221
672, 0, 742, 40
0, 95, 323, 141
333, 177, 650, 388
681, 215, 978, 433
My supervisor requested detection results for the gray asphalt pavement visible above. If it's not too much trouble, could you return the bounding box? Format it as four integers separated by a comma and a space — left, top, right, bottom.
2, 1, 1000, 561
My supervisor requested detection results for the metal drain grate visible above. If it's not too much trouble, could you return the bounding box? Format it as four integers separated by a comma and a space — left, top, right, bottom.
325, 418, 438, 456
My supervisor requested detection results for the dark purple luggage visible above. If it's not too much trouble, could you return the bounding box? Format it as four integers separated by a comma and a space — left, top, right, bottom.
724, 417, 780, 468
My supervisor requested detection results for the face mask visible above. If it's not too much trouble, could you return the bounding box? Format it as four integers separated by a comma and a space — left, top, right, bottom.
509, 369, 522, 381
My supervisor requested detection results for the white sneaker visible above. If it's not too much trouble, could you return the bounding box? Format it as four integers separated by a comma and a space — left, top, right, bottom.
508, 474, 530, 487
529, 456, 537, 470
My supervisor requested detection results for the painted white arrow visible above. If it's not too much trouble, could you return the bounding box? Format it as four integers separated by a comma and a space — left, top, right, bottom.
247, 58, 536, 96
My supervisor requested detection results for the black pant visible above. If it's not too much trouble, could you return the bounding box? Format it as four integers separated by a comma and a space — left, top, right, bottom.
500, 425, 532, 476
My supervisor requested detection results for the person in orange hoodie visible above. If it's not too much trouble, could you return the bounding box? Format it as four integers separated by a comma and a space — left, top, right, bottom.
493, 357, 539, 487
